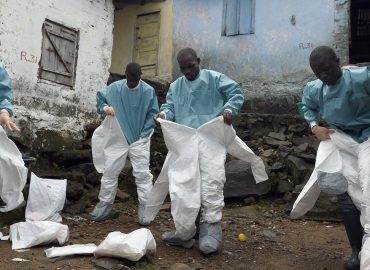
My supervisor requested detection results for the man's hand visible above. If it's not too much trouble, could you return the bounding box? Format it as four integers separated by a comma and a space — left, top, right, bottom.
223, 110, 232, 125
103, 106, 115, 116
0, 111, 20, 132
154, 112, 165, 122
311, 125, 334, 141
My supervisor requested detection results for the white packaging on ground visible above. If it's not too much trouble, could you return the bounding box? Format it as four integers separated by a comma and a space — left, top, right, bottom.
94, 228, 156, 261
26, 173, 67, 223
0, 126, 27, 212
45, 244, 97, 258
10, 221, 69, 250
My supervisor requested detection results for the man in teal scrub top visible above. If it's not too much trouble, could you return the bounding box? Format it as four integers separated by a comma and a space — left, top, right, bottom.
156, 48, 244, 254
0, 63, 19, 132
302, 46, 370, 270
91, 62, 159, 224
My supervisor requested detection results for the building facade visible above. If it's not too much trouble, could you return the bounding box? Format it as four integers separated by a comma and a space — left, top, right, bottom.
0, 0, 114, 149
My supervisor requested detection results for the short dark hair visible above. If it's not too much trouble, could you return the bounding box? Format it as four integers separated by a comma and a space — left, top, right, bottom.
125, 62, 142, 78
309, 46, 337, 64
177, 48, 198, 62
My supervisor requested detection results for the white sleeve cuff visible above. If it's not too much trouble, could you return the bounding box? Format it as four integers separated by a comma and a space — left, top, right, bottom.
310, 121, 318, 128
161, 111, 166, 119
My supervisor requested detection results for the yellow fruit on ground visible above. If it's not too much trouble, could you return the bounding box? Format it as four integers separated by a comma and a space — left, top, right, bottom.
238, 233, 247, 242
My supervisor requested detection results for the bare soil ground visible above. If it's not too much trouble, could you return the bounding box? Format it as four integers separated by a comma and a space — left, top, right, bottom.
0, 199, 349, 270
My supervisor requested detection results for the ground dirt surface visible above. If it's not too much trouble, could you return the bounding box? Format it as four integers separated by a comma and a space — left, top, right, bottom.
0, 198, 350, 270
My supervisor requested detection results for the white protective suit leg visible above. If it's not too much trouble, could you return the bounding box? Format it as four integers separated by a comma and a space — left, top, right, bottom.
129, 137, 153, 225
91, 117, 130, 221
198, 136, 227, 223
129, 138, 153, 205
356, 138, 370, 270
0, 126, 27, 212
359, 138, 370, 235
98, 141, 129, 204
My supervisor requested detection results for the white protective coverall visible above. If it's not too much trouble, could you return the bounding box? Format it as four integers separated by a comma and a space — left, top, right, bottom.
0, 125, 27, 212
290, 131, 370, 270
92, 116, 153, 205
144, 116, 268, 240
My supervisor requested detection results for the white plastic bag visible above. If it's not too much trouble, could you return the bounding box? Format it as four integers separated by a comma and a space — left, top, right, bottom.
94, 228, 156, 261
10, 221, 69, 250
0, 126, 27, 212
26, 173, 67, 223
45, 244, 97, 258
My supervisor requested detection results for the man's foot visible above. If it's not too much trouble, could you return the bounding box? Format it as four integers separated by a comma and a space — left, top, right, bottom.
199, 222, 222, 255
344, 252, 360, 270
162, 231, 195, 249
138, 204, 150, 226
89, 202, 118, 222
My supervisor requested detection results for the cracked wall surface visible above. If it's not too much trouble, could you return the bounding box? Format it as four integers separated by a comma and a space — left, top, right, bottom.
173, 0, 349, 114
0, 0, 114, 150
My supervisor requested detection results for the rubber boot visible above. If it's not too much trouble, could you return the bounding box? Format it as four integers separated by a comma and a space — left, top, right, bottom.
90, 202, 119, 222
138, 204, 150, 226
199, 222, 222, 255
162, 231, 195, 249
338, 193, 363, 270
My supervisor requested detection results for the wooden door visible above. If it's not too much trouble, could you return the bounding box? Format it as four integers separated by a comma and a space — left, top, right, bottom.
134, 12, 160, 77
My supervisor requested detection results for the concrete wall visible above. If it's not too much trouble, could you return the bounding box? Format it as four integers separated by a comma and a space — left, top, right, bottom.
110, 0, 173, 82
0, 0, 114, 149
173, 0, 346, 113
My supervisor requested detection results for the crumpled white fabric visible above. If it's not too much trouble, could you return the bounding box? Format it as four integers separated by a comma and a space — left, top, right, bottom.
91, 116, 153, 204
9, 221, 69, 250
0, 125, 27, 212
25, 173, 67, 223
291, 131, 370, 270
45, 243, 97, 258
94, 228, 156, 261
144, 116, 268, 239
290, 130, 362, 219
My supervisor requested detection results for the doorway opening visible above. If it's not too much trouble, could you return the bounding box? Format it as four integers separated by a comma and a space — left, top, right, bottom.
350, 0, 370, 64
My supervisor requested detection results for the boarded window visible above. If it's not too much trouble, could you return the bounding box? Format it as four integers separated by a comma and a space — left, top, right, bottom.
39, 19, 79, 87
222, 0, 255, 36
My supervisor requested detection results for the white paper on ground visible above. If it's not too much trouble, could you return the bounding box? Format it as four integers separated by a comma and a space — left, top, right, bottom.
10, 221, 69, 250
45, 244, 97, 258
26, 173, 67, 223
94, 228, 156, 261
11, 258, 30, 262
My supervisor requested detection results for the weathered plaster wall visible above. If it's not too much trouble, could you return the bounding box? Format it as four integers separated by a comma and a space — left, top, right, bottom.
333, 0, 350, 64
173, 0, 346, 113
0, 0, 114, 149
110, 0, 173, 82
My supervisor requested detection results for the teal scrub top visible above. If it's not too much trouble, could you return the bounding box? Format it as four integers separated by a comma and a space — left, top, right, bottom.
161, 69, 244, 129
96, 79, 159, 145
0, 63, 14, 116
302, 66, 370, 143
